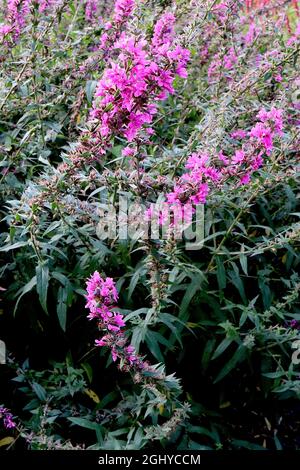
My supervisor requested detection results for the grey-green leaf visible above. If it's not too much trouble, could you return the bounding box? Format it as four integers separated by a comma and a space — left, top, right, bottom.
57, 286, 67, 331
36, 262, 49, 314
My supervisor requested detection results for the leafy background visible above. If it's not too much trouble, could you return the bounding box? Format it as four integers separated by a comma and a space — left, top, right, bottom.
0, 0, 300, 450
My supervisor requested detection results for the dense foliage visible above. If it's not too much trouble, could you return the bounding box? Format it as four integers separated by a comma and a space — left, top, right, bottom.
0, 0, 299, 450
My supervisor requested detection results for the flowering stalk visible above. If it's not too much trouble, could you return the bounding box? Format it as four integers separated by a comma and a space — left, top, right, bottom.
1, 0, 31, 42
86, 272, 151, 371
85, 271, 188, 439
38, 0, 56, 13
85, 0, 98, 22
91, 11, 189, 147
24, 8, 190, 212
165, 107, 284, 210
0, 405, 16, 430
0, 0, 60, 44
85, 272, 183, 393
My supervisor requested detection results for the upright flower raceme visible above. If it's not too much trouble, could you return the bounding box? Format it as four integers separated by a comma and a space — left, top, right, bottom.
0, 24, 13, 42
86, 272, 119, 323
86, 272, 146, 370
5, 0, 31, 40
85, 272, 184, 421
85, 0, 98, 22
98, 0, 135, 52
151, 12, 175, 49
38, 0, 55, 13
250, 107, 283, 155
166, 152, 221, 209
243, 21, 256, 45
223, 47, 238, 70
212, 1, 230, 24
113, 0, 134, 24
208, 47, 238, 82
0, 406, 16, 429
90, 11, 190, 146
287, 21, 300, 46
0, 0, 58, 43
165, 108, 284, 210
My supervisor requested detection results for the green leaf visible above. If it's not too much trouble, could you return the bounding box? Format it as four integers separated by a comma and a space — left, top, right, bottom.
228, 263, 247, 304
262, 371, 286, 379
131, 325, 147, 352
212, 337, 233, 360
0, 437, 14, 447
97, 391, 118, 410
86, 80, 97, 105
68, 417, 99, 431
145, 330, 164, 362
214, 345, 247, 383
179, 274, 203, 319
274, 435, 283, 450
216, 257, 226, 290
32, 382, 47, 401
201, 339, 216, 371
57, 286, 67, 331
23, 399, 40, 411
258, 273, 272, 309
128, 266, 145, 299
14, 276, 37, 316
81, 362, 93, 383
239, 245, 248, 276
36, 262, 49, 314
0, 241, 29, 252
263, 71, 272, 81
231, 439, 266, 450
188, 440, 212, 450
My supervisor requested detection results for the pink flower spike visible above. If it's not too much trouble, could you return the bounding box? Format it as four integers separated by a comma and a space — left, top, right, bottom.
232, 150, 245, 165
114, 314, 126, 327
240, 173, 251, 185
95, 337, 109, 347
231, 130, 247, 140
122, 147, 136, 157
0, 406, 16, 429
111, 348, 118, 362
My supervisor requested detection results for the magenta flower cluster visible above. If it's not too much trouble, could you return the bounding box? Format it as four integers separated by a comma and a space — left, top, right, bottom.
97, 0, 135, 51
91, 11, 190, 146
86, 272, 121, 326
166, 108, 284, 208
38, 0, 55, 13
201, 2, 299, 84
85, 0, 97, 22
4, 0, 31, 41
208, 47, 238, 81
113, 0, 134, 24
86, 272, 146, 370
0, 405, 16, 429
152, 12, 175, 49
0, 0, 56, 43
250, 107, 283, 155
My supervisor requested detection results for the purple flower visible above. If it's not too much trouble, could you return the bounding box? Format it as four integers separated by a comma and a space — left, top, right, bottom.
231, 129, 247, 140
290, 319, 300, 329
152, 12, 175, 49
232, 150, 245, 165
90, 12, 189, 146
85, 0, 98, 22
0, 406, 16, 430
113, 0, 135, 24
249, 122, 273, 155
86, 273, 147, 370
